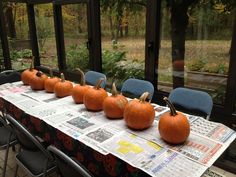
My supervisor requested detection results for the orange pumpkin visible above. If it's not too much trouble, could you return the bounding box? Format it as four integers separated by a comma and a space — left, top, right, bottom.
54, 73, 73, 98
83, 79, 108, 111
21, 58, 37, 85
30, 71, 48, 90
103, 83, 128, 119
71, 68, 90, 104
158, 97, 190, 144
124, 92, 155, 130
44, 69, 60, 93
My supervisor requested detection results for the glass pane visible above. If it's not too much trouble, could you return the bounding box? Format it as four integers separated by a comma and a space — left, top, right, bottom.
101, 2, 146, 88
5, 3, 32, 70
35, 4, 57, 69
62, 4, 89, 71
158, 1, 234, 105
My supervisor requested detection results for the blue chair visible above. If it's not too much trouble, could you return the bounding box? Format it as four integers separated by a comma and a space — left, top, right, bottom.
48, 145, 93, 177
168, 87, 213, 120
84, 71, 106, 88
5, 114, 56, 177
121, 78, 154, 101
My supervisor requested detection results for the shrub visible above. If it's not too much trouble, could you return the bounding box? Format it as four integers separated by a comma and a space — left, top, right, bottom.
66, 44, 89, 70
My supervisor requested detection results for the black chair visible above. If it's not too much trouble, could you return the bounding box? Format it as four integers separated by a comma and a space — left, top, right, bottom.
0, 70, 21, 177
168, 87, 213, 120
0, 70, 21, 85
84, 71, 106, 88
121, 78, 154, 101
47, 145, 93, 177
5, 114, 56, 177
0, 115, 18, 177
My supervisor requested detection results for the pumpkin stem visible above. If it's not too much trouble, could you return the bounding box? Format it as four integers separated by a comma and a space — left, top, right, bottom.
111, 83, 118, 96
60, 73, 65, 82
36, 71, 43, 77
29, 56, 34, 71
139, 92, 149, 102
94, 79, 104, 89
49, 69, 53, 77
76, 68, 85, 86
163, 97, 177, 116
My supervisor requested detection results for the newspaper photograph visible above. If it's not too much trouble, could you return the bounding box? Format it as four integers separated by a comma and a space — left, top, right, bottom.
57, 114, 105, 137
79, 124, 124, 155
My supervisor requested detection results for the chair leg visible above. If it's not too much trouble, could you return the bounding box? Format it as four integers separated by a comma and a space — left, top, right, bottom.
14, 164, 18, 177
2, 145, 10, 177
43, 159, 49, 177
2, 133, 13, 177
12, 145, 16, 152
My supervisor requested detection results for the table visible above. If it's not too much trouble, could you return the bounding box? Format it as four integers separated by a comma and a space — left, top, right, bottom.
0, 81, 235, 177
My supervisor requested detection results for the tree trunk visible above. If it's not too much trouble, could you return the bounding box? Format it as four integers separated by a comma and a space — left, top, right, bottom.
170, 4, 189, 88
108, 8, 114, 39
5, 5, 16, 38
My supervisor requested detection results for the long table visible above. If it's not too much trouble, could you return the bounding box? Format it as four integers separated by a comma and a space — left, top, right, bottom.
0, 81, 235, 177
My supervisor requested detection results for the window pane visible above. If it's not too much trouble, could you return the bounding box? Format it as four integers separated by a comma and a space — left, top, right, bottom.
5, 3, 32, 70
101, 2, 146, 87
158, 1, 234, 105
35, 4, 57, 69
62, 4, 89, 71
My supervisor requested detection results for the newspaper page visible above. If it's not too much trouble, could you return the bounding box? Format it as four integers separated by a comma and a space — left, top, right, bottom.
0, 82, 30, 97
79, 124, 125, 155
3, 93, 43, 112
102, 131, 207, 177
188, 115, 236, 143
28, 103, 66, 119
128, 120, 225, 166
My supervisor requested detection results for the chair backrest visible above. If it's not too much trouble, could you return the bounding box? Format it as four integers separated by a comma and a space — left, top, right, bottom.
121, 78, 154, 101
5, 114, 53, 160
84, 71, 106, 88
0, 70, 21, 84
168, 87, 213, 119
47, 145, 93, 177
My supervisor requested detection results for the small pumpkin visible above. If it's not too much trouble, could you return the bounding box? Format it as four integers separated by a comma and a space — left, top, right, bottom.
103, 83, 128, 119
54, 73, 73, 98
83, 79, 108, 111
124, 92, 155, 130
30, 71, 48, 90
158, 97, 190, 144
21, 57, 37, 85
44, 69, 60, 93
71, 68, 90, 104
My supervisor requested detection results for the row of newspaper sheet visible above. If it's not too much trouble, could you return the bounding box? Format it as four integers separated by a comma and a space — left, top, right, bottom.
1, 81, 236, 177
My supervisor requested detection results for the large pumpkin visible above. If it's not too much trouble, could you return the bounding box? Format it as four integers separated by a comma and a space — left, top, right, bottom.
54, 73, 73, 98
21, 58, 37, 85
83, 79, 108, 111
124, 92, 155, 130
30, 71, 48, 90
158, 97, 190, 144
71, 68, 90, 104
103, 83, 128, 119
44, 69, 60, 93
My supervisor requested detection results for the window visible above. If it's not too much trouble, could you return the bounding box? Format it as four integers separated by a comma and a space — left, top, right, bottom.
34, 4, 57, 69
158, 0, 234, 105
62, 3, 89, 72
100, 1, 147, 87
5, 3, 32, 70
